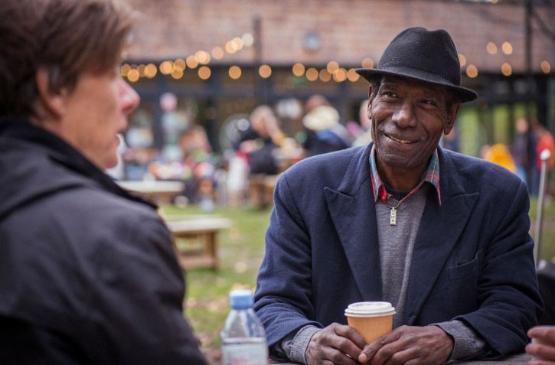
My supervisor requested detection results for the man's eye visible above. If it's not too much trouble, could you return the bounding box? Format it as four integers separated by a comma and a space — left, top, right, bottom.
382, 91, 397, 98
422, 99, 438, 107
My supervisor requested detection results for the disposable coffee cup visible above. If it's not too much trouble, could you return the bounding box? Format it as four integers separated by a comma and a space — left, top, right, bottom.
344, 302, 396, 343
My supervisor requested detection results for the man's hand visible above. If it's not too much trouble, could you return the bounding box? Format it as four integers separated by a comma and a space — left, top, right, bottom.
306, 323, 367, 365
526, 326, 555, 364
358, 325, 453, 365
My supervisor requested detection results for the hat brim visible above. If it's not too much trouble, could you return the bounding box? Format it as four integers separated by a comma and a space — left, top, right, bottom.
356, 66, 478, 103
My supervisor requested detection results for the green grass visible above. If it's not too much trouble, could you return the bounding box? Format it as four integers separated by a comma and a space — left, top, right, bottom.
162, 196, 555, 364
161, 205, 271, 363
530, 197, 555, 261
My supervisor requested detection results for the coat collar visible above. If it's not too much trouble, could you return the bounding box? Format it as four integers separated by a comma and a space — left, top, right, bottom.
324, 145, 479, 320
0, 118, 156, 212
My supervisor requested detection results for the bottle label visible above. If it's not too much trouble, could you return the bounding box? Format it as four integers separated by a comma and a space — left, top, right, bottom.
222, 338, 268, 365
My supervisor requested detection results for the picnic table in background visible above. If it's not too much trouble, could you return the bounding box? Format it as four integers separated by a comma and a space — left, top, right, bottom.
117, 180, 184, 204
164, 215, 232, 270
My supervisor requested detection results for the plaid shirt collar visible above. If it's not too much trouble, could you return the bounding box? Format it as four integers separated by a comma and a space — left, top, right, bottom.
369, 145, 442, 205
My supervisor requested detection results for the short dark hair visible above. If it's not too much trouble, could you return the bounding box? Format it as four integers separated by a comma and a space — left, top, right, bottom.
0, 0, 133, 118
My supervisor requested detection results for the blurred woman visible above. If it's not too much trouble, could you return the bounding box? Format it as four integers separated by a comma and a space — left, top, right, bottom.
0, 0, 207, 363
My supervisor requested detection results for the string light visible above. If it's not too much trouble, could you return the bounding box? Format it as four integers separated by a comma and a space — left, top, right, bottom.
333, 68, 347, 82
347, 68, 360, 82
211, 47, 224, 60
292, 63, 305, 77
502, 41, 513, 55
458, 54, 467, 67
501, 62, 512, 76
225, 41, 237, 54
127, 69, 140, 82
326, 61, 339, 74
242, 33, 254, 47
319, 69, 331, 82
195, 50, 211, 65
258, 64, 272, 78
144, 63, 157, 79
486, 42, 498, 55
159, 61, 173, 75
120, 64, 131, 77
361, 57, 374, 68
174, 58, 186, 71
186, 55, 199, 69
171, 68, 184, 79
466, 64, 478, 78
198, 66, 211, 80
306, 67, 318, 81
228, 65, 242, 80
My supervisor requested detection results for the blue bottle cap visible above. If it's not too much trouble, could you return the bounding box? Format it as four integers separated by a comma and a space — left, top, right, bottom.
229, 289, 254, 309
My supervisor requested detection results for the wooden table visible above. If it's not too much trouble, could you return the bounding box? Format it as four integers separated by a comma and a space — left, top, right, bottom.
117, 180, 184, 204
270, 353, 531, 364
165, 216, 231, 270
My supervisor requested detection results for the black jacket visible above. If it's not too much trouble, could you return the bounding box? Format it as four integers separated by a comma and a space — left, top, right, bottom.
0, 119, 207, 364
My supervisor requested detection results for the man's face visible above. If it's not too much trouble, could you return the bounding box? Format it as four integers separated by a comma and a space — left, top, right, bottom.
61, 67, 139, 169
369, 76, 458, 174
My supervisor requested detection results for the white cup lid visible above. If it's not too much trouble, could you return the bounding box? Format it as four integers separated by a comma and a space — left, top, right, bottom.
344, 301, 396, 317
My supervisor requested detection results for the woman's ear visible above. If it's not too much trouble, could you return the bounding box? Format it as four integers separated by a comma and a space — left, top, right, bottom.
35, 68, 66, 120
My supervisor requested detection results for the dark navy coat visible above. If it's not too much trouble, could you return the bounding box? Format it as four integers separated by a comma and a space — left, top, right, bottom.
254, 144, 542, 358
0, 120, 207, 364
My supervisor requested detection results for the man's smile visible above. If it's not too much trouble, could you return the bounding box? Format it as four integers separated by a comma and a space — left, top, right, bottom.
383, 132, 419, 145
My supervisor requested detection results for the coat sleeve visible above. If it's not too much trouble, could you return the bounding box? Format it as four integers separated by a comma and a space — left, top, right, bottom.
254, 174, 322, 348
454, 179, 543, 357
90, 212, 208, 365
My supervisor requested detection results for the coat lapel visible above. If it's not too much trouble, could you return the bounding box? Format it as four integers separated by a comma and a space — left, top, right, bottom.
402, 149, 479, 324
324, 145, 383, 300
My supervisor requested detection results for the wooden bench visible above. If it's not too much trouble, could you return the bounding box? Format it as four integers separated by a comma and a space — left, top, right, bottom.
248, 174, 278, 209
165, 216, 231, 270
118, 180, 184, 205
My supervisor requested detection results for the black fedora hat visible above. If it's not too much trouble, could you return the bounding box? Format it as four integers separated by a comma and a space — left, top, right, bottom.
356, 27, 478, 102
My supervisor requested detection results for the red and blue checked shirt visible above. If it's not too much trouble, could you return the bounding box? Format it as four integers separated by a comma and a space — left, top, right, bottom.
369, 146, 442, 206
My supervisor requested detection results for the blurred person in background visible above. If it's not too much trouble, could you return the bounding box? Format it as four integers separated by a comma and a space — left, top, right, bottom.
512, 117, 532, 184
302, 103, 350, 157
352, 98, 373, 147
178, 125, 217, 210
233, 105, 285, 176
0, 0, 207, 363
483, 143, 518, 174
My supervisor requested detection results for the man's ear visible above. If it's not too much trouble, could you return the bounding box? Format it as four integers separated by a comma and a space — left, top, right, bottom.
444, 103, 460, 135
35, 68, 66, 120
367, 86, 374, 119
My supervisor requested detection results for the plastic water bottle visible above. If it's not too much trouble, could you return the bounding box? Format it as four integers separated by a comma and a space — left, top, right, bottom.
221, 289, 268, 365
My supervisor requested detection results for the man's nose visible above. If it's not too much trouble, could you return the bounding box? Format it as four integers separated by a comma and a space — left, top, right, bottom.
120, 80, 140, 115
392, 101, 416, 128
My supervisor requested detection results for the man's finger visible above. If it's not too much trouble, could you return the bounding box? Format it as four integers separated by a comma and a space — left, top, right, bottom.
382, 347, 419, 365
334, 324, 367, 349
320, 346, 358, 365
359, 336, 388, 364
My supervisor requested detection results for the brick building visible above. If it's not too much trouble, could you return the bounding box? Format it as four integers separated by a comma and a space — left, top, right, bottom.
122, 0, 554, 163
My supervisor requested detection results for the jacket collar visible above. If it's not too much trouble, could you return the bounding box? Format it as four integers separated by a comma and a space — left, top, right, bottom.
0, 117, 156, 210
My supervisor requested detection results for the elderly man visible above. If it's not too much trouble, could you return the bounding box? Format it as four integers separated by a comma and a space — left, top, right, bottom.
0, 0, 207, 363
254, 27, 542, 365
